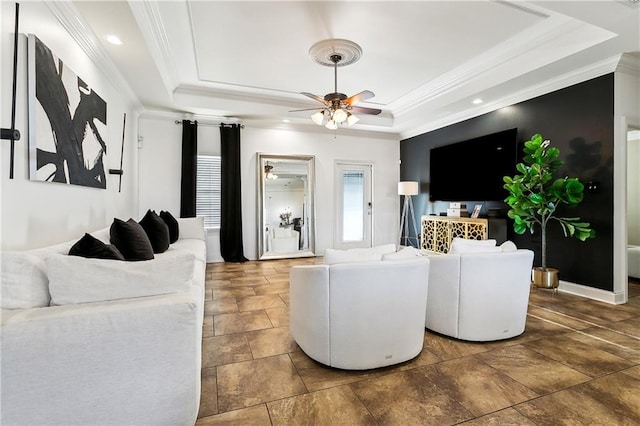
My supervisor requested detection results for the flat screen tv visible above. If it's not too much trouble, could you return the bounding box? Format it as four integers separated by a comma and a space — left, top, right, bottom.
429, 128, 518, 202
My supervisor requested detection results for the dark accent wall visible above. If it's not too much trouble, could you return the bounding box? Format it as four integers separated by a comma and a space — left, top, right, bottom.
400, 74, 614, 291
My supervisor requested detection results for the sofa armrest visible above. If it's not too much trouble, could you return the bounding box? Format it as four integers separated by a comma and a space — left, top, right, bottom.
289, 265, 331, 365
1, 287, 203, 426
176, 217, 206, 241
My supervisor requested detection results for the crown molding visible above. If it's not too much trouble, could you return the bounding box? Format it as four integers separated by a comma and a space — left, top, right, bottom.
44, 1, 140, 109
127, 0, 179, 97
399, 55, 620, 140
390, 10, 614, 119
616, 52, 640, 75
139, 108, 398, 139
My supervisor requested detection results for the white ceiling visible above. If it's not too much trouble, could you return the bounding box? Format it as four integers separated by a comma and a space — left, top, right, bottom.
72, 0, 640, 139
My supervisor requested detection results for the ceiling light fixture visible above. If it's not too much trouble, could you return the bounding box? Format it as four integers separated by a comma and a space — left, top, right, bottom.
313, 53, 360, 130
472, 98, 483, 105
311, 111, 324, 126
293, 39, 382, 130
264, 164, 278, 180
347, 112, 359, 126
104, 34, 124, 46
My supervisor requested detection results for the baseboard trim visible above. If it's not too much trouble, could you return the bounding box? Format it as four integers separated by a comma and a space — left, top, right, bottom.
558, 280, 627, 305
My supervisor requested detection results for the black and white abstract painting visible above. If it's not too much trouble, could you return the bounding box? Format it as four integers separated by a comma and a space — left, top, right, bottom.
28, 34, 108, 189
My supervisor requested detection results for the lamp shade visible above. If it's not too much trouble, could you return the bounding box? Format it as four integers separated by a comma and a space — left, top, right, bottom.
398, 181, 419, 196
325, 120, 338, 130
311, 111, 324, 125
332, 108, 347, 123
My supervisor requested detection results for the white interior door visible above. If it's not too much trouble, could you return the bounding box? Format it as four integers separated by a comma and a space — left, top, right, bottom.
334, 162, 373, 249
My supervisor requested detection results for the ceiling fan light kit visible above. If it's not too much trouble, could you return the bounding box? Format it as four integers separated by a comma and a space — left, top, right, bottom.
264, 163, 278, 180
292, 38, 381, 130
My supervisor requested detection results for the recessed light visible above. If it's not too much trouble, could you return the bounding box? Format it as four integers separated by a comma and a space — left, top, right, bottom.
282, 119, 290, 123
104, 34, 124, 46
472, 98, 483, 105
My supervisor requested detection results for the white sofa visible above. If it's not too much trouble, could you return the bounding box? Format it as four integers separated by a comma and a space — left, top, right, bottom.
268, 227, 300, 252
290, 244, 430, 370
629, 245, 640, 279
425, 239, 534, 341
1, 217, 206, 426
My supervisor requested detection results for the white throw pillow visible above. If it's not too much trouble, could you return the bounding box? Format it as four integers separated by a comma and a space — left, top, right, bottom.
47, 252, 196, 305
1, 252, 50, 309
324, 244, 396, 265
449, 237, 498, 254
176, 217, 206, 240
500, 240, 518, 252
382, 246, 421, 260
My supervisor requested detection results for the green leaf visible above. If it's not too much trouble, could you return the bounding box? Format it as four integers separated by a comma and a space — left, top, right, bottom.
513, 223, 527, 234
531, 134, 543, 145
529, 193, 544, 204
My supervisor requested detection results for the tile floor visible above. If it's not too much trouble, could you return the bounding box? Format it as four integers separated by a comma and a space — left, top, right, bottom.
196, 258, 640, 425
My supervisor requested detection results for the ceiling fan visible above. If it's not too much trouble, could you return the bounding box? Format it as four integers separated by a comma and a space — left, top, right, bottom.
291, 39, 382, 130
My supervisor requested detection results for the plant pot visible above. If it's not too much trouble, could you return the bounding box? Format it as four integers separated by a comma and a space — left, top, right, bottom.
532, 267, 559, 289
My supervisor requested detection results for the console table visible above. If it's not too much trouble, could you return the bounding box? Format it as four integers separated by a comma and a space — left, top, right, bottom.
421, 216, 488, 254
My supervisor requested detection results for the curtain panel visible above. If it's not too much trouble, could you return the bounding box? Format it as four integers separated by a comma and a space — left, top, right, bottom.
180, 119, 198, 218
220, 124, 248, 262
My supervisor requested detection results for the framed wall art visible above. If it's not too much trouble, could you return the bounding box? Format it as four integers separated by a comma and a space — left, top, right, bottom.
28, 34, 108, 189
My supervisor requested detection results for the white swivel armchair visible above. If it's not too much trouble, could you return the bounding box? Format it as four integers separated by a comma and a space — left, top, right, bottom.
425, 245, 534, 342
290, 257, 430, 370
268, 227, 299, 252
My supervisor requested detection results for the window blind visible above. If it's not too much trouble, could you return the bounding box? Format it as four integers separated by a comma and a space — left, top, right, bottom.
196, 155, 221, 228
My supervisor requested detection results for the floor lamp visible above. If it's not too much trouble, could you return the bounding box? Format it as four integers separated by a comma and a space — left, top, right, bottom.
398, 181, 419, 248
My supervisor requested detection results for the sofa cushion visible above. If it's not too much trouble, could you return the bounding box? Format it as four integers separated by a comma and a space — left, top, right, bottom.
324, 244, 396, 265
46, 252, 196, 305
69, 233, 125, 261
1, 252, 51, 309
449, 237, 499, 254
382, 246, 422, 260
177, 217, 206, 241
110, 218, 155, 261
160, 210, 180, 243
139, 210, 170, 254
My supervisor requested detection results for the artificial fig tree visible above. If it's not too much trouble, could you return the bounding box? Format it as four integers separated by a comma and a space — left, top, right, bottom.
503, 134, 595, 269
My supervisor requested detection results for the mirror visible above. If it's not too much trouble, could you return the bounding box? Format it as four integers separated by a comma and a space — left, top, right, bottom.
258, 153, 316, 260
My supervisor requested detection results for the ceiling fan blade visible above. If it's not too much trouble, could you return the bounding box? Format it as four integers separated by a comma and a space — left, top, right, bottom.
301, 92, 329, 105
288, 107, 325, 113
345, 90, 375, 105
351, 105, 382, 115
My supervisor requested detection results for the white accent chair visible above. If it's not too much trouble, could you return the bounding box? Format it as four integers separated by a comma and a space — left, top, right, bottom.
290, 257, 430, 370
425, 240, 534, 341
268, 227, 299, 252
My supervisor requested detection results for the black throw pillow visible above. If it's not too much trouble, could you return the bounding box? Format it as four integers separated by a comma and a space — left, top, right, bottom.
159, 210, 179, 244
139, 210, 170, 253
69, 233, 125, 261
110, 218, 155, 261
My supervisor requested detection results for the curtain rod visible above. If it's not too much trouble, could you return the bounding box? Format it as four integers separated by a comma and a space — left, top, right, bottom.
174, 120, 244, 129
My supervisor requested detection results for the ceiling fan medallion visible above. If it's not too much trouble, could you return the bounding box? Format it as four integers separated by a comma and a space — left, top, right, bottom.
290, 38, 381, 130
308, 38, 362, 67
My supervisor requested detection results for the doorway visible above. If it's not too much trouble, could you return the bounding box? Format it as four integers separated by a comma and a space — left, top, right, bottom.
334, 162, 373, 249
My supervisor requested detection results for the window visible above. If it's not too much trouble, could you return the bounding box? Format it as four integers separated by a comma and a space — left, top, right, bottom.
342, 170, 365, 241
196, 155, 221, 228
